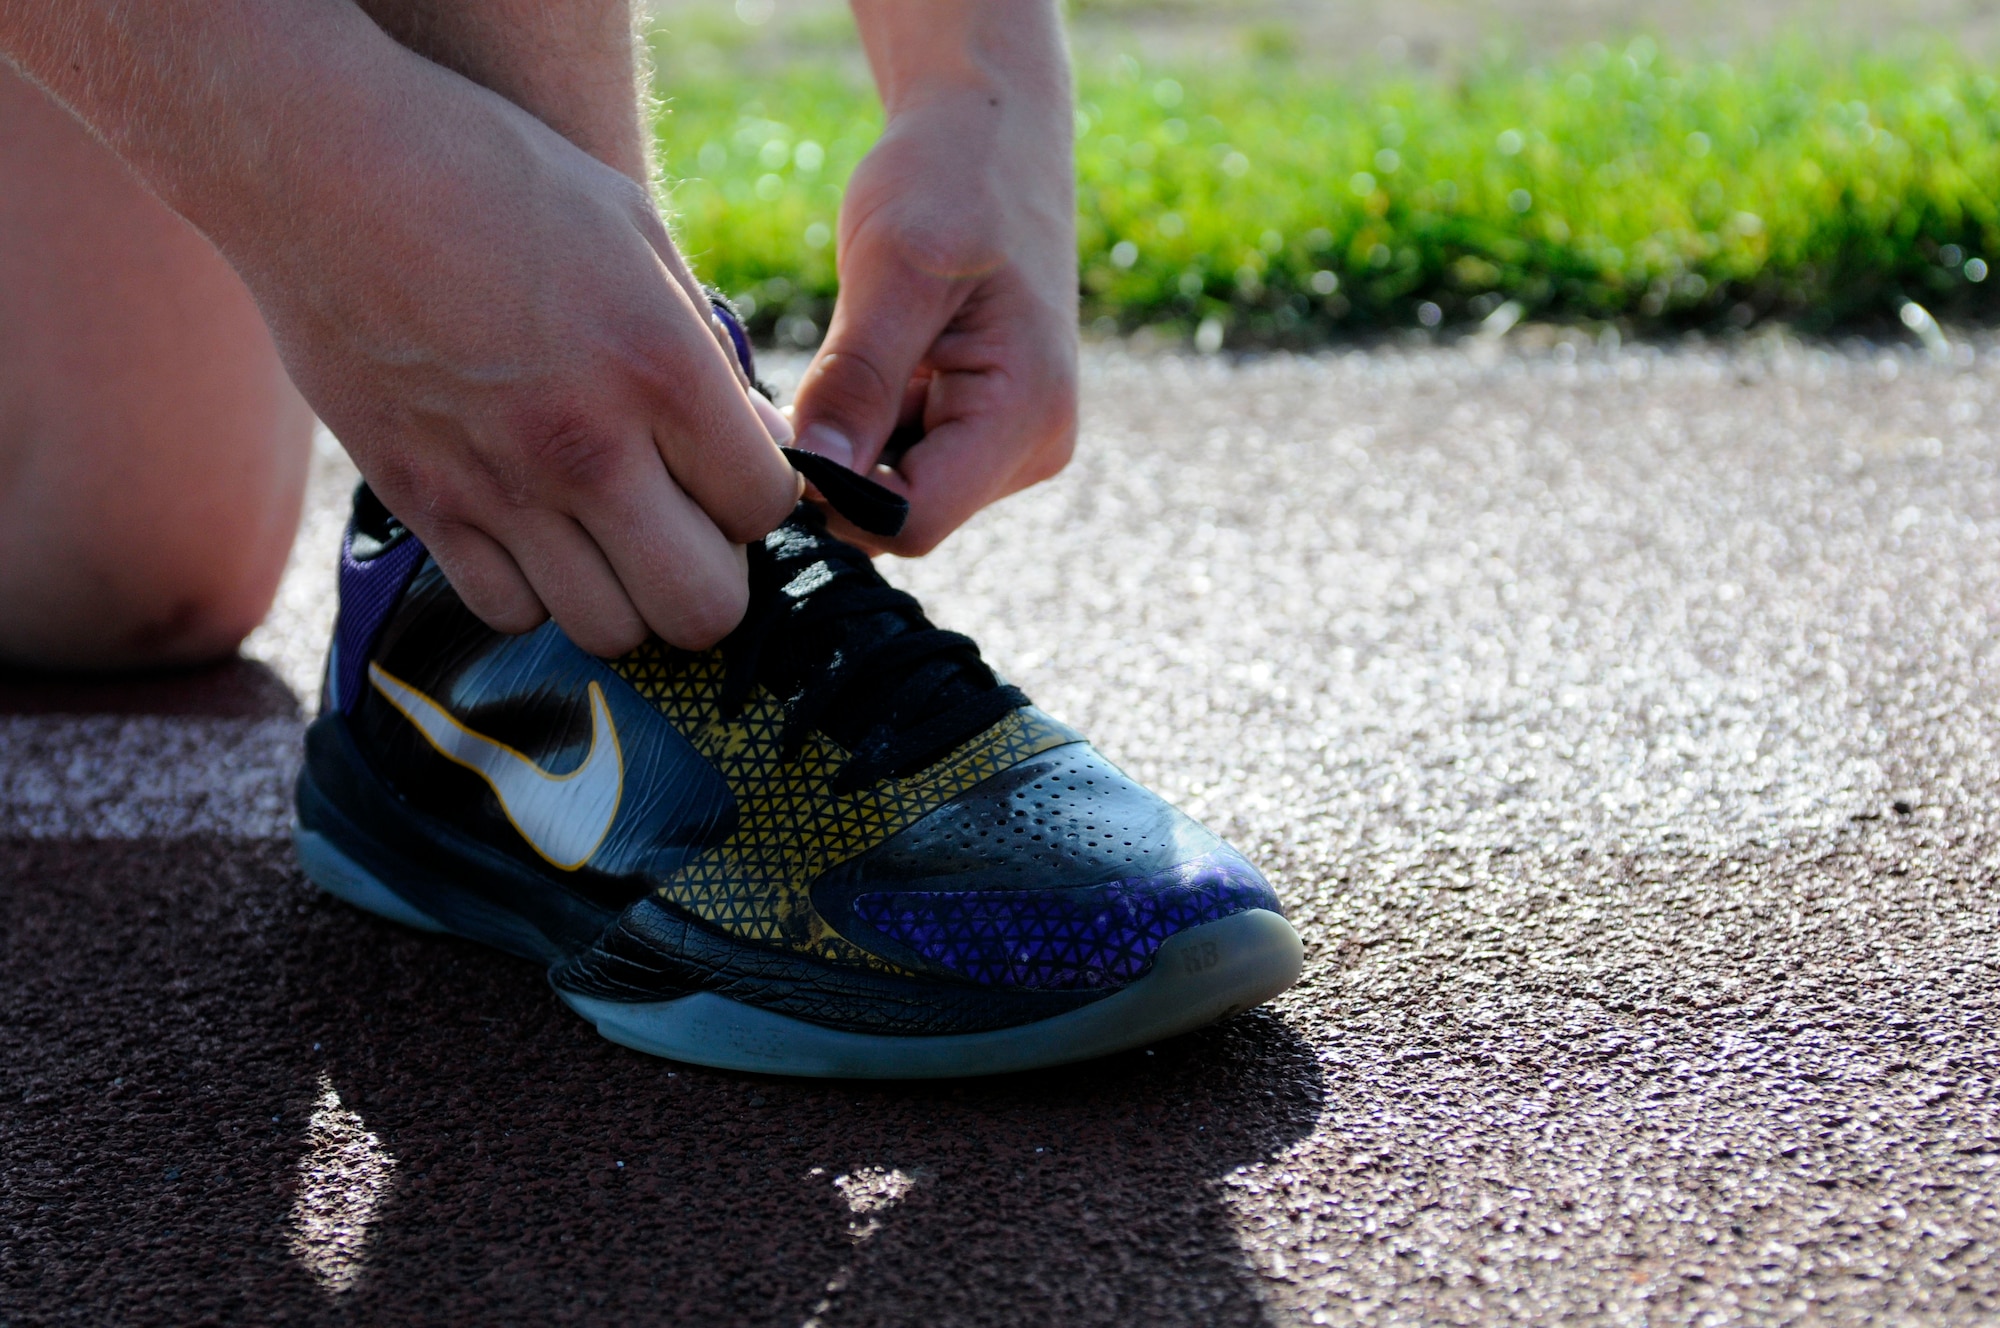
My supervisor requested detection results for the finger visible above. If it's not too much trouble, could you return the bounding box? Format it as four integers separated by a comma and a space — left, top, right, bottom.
925, 347, 1077, 498
703, 304, 796, 447
873, 413, 1021, 556
861, 357, 1074, 556
498, 508, 650, 658
750, 389, 795, 448
573, 455, 756, 651
417, 521, 548, 636
635, 252, 801, 543
631, 200, 718, 332
790, 245, 963, 474
814, 464, 913, 556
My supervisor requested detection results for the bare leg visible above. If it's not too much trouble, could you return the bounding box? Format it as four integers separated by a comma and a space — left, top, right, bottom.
0, 0, 660, 671
0, 65, 314, 669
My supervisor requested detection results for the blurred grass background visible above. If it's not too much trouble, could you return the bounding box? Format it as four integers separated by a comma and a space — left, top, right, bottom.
646, 1, 2000, 345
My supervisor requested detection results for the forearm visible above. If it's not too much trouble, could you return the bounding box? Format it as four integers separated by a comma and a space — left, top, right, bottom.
0, 2, 410, 250
844, 0, 1075, 268
848, 0, 1070, 125
352, 0, 651, 183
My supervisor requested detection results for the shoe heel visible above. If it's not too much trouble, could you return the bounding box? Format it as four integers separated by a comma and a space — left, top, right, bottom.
293, 824, 449, 935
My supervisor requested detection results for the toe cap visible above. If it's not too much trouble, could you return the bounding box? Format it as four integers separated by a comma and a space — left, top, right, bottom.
813, 743, 1283, 991
845, 849, 1284, 991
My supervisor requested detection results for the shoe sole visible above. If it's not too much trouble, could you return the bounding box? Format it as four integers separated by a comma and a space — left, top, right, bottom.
295, 825, 1303, 1079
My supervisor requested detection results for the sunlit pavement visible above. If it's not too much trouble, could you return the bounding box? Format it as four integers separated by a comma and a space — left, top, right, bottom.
4, 335, 1999, 1324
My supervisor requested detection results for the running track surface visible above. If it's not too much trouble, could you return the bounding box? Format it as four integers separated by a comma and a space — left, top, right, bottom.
4, 339, 1998, 1325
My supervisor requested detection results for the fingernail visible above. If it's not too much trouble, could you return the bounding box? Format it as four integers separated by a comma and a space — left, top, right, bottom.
796, 423, 854, 471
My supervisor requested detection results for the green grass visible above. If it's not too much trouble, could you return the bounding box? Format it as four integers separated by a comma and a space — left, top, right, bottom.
651, 34, 2000, 342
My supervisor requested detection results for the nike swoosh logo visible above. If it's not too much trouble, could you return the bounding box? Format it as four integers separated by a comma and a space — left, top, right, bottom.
368, 661, 623, 871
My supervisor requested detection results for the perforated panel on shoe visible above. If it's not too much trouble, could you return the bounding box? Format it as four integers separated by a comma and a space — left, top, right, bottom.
847, 851, 1283, 990
810, 744, 1224, 927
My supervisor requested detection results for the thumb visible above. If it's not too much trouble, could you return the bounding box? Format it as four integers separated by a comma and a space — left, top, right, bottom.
790, 248, 962, 474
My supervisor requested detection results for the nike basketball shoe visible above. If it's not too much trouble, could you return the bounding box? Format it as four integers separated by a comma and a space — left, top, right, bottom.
292, 323, 1301, 1079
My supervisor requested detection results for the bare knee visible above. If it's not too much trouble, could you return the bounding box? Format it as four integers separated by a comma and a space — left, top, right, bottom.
0, 382, 314, 671
0, 70, 315, 673
0, 471, 308, 672
101, 545, 290, 668
89, 592, 261, 671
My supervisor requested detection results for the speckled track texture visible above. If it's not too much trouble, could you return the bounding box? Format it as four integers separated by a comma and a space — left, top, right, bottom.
4, 337, 1998, 1325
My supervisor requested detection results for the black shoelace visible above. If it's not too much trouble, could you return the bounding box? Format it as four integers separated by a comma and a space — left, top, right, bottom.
713, 506, 1027, 793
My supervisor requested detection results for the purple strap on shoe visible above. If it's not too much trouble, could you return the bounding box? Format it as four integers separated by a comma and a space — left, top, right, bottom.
710, 296, 759, 385
333, 531, 425, 713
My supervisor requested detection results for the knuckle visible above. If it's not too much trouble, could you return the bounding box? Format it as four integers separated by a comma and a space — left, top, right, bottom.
1017, 376, 1080, 488
610, 173, 655, 216
451, 572, 546, 637
416, 480, 482, 528
520, 415, 629, 493
888, 519, 948, 559
800, 351, 896, 424
478, 598, 549, 637
667, 577, 749, 650
1049, 382, 1081, 437
613, 177, 668, 238
568, 616, 648, 660
715, 474, 804, 545
419, 533, 544, 635
621, 323, 691, 394
669, 612, 733, 653
360, 454, 450, 525
450, 449, 531, 512
1026, 428, 1077, 486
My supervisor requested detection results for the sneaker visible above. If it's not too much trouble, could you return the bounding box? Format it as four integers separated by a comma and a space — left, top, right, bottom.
292, 323, 1300, 1078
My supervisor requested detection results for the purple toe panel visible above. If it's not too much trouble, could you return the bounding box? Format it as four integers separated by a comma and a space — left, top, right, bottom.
851, 852, 1281, 991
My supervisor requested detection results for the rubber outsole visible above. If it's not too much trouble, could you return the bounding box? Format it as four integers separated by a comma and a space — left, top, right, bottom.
563, 910, 1302, 1078
293, 825, 1304, 1079
297, 827, 449, 935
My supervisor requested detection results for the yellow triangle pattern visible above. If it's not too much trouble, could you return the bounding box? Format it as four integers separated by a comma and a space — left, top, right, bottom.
610, 641, 1078, 971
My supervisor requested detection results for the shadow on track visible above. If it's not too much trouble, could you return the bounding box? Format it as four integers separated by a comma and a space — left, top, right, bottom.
0, 838, 1322, 1327
0, 656, 301, 720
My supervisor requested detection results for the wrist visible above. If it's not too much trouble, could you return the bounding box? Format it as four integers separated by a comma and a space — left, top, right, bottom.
852, 0, 1070, 123
167, 24, 554, 298
181, 27, 457, 270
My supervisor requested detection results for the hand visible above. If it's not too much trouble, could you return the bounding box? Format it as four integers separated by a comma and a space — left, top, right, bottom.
235, 46, 802, 655
0, 1, 804, 655
788, 71, 1078, 555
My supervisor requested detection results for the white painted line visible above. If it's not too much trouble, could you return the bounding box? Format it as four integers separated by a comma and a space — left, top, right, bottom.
0, 714, 303, 839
